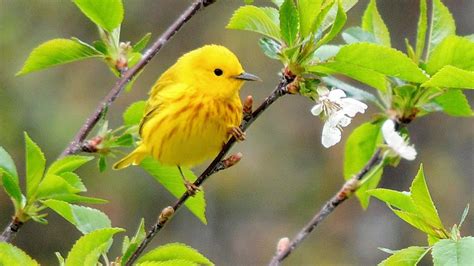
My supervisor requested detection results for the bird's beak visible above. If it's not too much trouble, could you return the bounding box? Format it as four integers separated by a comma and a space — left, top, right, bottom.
233, 72, 262, 81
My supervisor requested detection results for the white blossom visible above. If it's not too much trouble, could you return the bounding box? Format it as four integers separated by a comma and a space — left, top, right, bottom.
311, 87, 368, 148
382, 120, 417, 160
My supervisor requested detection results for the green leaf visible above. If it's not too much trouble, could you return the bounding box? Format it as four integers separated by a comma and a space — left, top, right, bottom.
362, 0, 391, 46
431, 89, 473, 117
410, 165, 444, 232
367, 189, 417, 213
226, 6, 281, 40
137, 243, 213, 265
36, 174, 81, 200
123, 101, 146, 126
426, 36, 474, 75
426, 0, 456, 59
46, 155, 93, 176
133, 33, 152, 53
391, 208, 444, 237
415, 0, 427, 61
136, 261, 198, 266
331, 43, 428, 83
112, 134, 134, 147
60, 172, 86, 192
313, 44, 341, 61
279, 0, 299, 46
1, 171, 23, 208
316, 0, 347, 47
24, 133, 46, 199
52, 194, 107, 204
378, 246, 428, 266
43, 199, 111, 234
0, 146, 18, 184
17, 39, 102, 75
65, 228, 124, 266
258, 37, 282, 60
121, 218, 146, 264
342, 27, 377, 44
140, 157, 207, 224
73, 0, 124, 32
422, 65, 474, 89
320, 0, 358, 31
310, 62, 388, 91
344, 122, 383, 208
271, 0, 284, 7
432, 237, 474, 266
298, 0, 322, 38
98, 156, 107, 173
0, 242, 39, 266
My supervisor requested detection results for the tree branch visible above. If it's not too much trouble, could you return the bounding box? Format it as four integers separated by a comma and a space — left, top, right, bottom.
59, 0, 217, 158
125, 76, 293, 265
0, 217, 23, 242
268, 148, 383, 266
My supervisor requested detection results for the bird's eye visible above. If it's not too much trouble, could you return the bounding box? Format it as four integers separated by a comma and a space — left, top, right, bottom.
214, 68, 223, 76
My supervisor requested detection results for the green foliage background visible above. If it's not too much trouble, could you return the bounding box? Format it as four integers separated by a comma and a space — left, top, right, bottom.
0, 0, 472, 264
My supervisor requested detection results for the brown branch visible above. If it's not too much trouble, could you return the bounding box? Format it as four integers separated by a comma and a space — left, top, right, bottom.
59, 0, 217, 158
125, 76, 292, 265
269, 148, 383, 266
0, 217, 23, 243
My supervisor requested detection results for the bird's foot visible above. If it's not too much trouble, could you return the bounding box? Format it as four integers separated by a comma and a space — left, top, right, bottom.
228, 126, 246, 141
184, 180, 200, 196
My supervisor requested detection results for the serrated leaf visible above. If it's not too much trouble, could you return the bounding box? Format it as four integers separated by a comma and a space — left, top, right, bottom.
320, 0, 358, 32
2, 171, 23, 207
43, 199, 111, 234
136, 260, 198, 266
298, 0, 323, 38
133, 33, 152, 53
258, 37, 282, 60
121, 218, 146, 264
36, 174, 82, 200
378, 246, 428, 266
391, 208, 444, 238
17, 39, 102, 75
60, 172, 86, 192
431, 89, 473, 117
415, 0, 427, 61
271, 0, 284, 7
73, 0, 124, 32
279, 0, 299, 46
367, 189, 417, 213
426, 36, 474, 75
0, 146, 18, 184
65, 228, 124, 266
362, 0, 391, 47
344, 122, 383, 208
137, 243, 213, 265
422, 65, 474, 89
410, 165, 444, 232
342, 27, 377, 44
313, 44, 340, 61
123, 101, 146, 126
24, 133, 46, 199
427, 0, 456, 59
316, 0, 347, 47
330, 43, 428, 83
0, 242, 39, 266
113, 134, 134, 147
140, 157, 207, 224
432, 237, 474, 266
46, 155, 93, 176
52, 194, 107, 204
310, 62, 388, 91
226, 6, 281, 40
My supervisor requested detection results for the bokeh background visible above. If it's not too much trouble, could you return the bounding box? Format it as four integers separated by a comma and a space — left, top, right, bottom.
0, 0, 472, 265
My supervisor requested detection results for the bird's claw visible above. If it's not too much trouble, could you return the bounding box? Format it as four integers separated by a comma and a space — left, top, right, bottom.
229, 126, 246, 141
184, 180, 200, 196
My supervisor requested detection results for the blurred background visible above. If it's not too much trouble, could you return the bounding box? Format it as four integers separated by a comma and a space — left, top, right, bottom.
0, 0, 472, 265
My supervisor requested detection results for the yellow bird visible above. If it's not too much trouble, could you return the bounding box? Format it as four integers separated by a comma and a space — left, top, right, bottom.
113, 45, 260, 193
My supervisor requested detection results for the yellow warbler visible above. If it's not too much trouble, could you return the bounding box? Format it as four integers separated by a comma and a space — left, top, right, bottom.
113, 45, 260, 192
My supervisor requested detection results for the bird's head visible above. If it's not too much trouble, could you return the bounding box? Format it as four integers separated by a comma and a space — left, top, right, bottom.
176, 45, 261, 98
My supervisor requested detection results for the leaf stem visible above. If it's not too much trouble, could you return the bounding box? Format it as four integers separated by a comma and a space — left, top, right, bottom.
59, 0, 217, 158
125, 76, 292, 266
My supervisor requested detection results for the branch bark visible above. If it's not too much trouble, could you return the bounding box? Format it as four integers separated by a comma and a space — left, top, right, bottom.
59, 0, 217, 158
268, 148, 383, 266
0, 0, 216, 243
125, 76, 292, 265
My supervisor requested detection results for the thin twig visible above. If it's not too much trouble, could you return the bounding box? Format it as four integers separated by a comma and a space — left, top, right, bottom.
269, 149, 383, 266
0, 0, 217, 244
59, 0, 217, 158
125, 76, 292, 265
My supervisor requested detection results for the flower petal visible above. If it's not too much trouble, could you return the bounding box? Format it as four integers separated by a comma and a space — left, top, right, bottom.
322, 122, 341, 148
382, 120, 417, 160
311, 104, 323, 116
328, 89, 346, 102
398, 145, 417, 160
341, 98, 368, 117
317, 86, 330, 97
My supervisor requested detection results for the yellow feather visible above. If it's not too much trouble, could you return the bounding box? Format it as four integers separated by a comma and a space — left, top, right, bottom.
113, 45, 257, 170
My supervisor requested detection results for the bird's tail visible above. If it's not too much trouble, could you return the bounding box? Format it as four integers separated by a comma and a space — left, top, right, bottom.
113, 145, 147, 170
